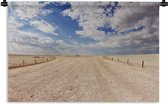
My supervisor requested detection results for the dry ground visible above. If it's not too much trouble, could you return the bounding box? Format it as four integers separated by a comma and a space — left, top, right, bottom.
8, 55, 56, 69
8, 54, 159, 102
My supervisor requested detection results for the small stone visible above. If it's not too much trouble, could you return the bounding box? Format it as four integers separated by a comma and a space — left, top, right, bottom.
70, 88, 73, 91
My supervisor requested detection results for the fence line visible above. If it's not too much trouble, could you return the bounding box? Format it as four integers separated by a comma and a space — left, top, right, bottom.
9, 56, 56, 69
103, 56, 145, 68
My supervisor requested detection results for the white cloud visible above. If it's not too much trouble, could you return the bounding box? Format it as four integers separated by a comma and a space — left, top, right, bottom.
8, 2, 61, 55
9, 2, 59, 36
61, 2, 159, 54
9, 1, 51, 20
62, 2, 159, 39
30, 20, 58, 36
8, 2, 159, 55
62, 2, 108, 40
8, 15, 58, 54
7, 16, 75, 55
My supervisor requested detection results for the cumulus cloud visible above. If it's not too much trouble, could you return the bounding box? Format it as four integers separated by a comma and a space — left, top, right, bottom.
9, 1, 59, 36
30, 20, 58, 36
8, 20, 54, 54
9, 1, 52, 20
62, 2, 159, 54
62, 2, 109, 40
8, 2, 60, 54
8, 16, 77, 55
8, 2, 159, 55
8, 1, 61, 55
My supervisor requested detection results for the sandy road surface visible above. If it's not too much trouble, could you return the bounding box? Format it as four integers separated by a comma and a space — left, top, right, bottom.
8, 56, 159, 102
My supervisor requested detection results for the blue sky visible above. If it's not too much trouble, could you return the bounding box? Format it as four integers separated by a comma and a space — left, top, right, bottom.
8, 2, 159, 55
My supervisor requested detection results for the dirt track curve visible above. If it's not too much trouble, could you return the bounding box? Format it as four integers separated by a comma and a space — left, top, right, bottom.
8, 57, 159, 102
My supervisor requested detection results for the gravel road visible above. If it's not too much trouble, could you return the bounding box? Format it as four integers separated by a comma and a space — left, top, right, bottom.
8, 56, 159, 102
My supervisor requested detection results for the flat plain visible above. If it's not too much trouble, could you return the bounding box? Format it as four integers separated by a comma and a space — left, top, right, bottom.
8, 54, 159, 102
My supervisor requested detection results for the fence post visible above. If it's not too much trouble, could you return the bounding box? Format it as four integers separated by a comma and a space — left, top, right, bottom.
34, 59, 36, 64
142, 61, 144, 68
127, 59, 129, 65
23, 60, 24, 65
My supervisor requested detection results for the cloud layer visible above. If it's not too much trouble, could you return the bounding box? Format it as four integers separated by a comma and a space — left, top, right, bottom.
8, 2, 159, 55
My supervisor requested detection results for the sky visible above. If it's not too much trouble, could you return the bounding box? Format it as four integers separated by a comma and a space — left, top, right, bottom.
8, 2, 159, 55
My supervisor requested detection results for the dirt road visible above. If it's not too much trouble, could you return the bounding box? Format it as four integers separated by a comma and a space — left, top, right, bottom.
8, 56, 159, 102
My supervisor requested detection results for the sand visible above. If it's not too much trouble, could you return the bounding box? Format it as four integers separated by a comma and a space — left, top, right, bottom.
8, 54, 159, 102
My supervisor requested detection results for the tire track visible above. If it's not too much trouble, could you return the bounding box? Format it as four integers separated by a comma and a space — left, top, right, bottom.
29, 58, 87, 101
90, 58, 117, 101
8, 56, 158, 102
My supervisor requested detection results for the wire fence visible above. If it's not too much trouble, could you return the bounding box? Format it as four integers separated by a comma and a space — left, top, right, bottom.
103, 56, 145, 68
9, 56, 56, 69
